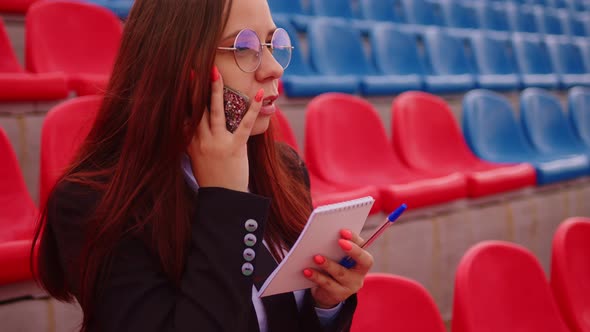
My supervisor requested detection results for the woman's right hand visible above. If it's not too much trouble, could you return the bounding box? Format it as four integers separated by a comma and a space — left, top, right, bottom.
187, 66, 264, 193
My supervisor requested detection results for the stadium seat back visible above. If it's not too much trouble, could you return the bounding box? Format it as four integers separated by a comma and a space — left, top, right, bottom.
462, 90, 536, 161
0, 127, 37, 242
513, 35, 555, 75
392, 91, 479, 169
520, 88, 586, 155
551, 217, 590, 332
402, 0, 443, 26
0, 18, 23, 73
546, 37, 587, 75
470, 34, 518, 75
568, 87, 590, 147
452, 241, 571, 332
351, 274, 447, 332
370, 24, 425, 76
537, 9, 564, 35
309, 0, 354, 19
479, 4, 511, 31
424, 30, 471, 76
508, 6, 538, 33
308, 19, 372, 76
442, 2, 479, 29
40, 96, 102, 205
26, 0, 123, 75
304, 93, 399, 181
359, 0, 403, 22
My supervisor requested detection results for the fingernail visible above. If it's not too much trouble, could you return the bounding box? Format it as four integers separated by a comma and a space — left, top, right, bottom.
313, 255, 326, 265
340, 229, 353, 240
338, 239, 353, 252
303, 269, 313, 278
211, 66, 219, 82
255, 88, 264, 103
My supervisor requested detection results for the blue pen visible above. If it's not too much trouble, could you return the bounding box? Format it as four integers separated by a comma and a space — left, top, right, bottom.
339, 203, 408, 269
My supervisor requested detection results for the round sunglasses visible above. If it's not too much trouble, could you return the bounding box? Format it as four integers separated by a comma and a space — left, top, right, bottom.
217, 28, 293, 73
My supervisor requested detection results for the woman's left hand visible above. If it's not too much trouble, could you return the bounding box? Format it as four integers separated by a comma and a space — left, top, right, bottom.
304, 229, 374, 309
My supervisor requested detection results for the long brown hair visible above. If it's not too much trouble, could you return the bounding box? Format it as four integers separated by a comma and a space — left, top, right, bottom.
31, 0, 311, 330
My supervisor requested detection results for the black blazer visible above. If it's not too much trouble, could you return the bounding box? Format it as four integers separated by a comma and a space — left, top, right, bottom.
45, 144, 357, 331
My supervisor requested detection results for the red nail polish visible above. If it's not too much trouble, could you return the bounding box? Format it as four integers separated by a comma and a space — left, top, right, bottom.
340, 229, 353, 240
255, 89, 264, 102
303, 269, 313, 278
338, 239, 353, 251
313, 255, 326, 265
211, 66, 219, 82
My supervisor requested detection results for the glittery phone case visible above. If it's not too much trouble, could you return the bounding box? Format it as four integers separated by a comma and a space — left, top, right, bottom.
223, 86, 251, 133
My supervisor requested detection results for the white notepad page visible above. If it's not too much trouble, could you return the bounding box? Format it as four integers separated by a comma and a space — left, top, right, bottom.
258, 196, 375, 297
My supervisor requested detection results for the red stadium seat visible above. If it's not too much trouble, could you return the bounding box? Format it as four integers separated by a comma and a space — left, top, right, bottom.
0, 127, 37, 285
39, 96, 101, 205
305, 93, 467, 212
273, 107, 382, 214
0, 18, 68, 101
392, 91, 536, 198
0, 0, 38, 13
351, 273, 447, 332
551, 217, 590, 332
26, 0, 122, 96
452, 241, 571, 332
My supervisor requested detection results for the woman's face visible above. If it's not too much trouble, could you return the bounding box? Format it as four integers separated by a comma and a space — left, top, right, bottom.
215, 0, 283, 136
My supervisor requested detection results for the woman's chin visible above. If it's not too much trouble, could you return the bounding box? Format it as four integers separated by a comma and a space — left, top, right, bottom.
249, 116, 271, 136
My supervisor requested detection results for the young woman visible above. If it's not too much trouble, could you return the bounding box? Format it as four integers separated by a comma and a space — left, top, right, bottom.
33, 0, 374, 331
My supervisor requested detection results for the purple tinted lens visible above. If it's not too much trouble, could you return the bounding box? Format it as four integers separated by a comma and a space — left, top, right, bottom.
234, 29, 261, 72
272, 28, 292, 69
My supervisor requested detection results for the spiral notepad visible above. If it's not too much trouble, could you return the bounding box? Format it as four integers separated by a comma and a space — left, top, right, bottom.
258, 196, 375, 297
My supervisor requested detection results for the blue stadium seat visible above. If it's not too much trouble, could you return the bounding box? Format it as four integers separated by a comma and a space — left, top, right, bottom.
309, 0, 354, 18
547, 0, 570, 9
469, 33, 521, 90
87, 0, 133, 19
441, 1, 480, 38
273, 17, 359, 97
462, 90, 590, 184
568, 0, 587, 12
512, 34, 560, 89
568, 87, 590, 148
562, 13, 589, 37
358, 0, 404, 23
520, 88, 590, 157
422, 30, 476, 93
535, 8, 565, 35
369, 23, 424, 92
545, 36, 590, 88
308, 18, 412, 95
401, 0, 444, 27
477, 3, 512, 36
575, 39, 590, 71
507, 5, 539, 34
268, 0, 312, 31
309, 0, 377, 31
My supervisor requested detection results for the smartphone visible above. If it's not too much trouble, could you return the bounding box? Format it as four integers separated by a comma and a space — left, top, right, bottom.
223, 86, 251, 133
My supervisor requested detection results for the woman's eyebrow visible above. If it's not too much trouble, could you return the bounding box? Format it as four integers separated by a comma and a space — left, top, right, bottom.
220, 27, 278, 44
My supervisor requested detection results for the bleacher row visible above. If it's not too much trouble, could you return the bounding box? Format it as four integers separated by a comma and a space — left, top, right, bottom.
276, 16, 590, 97
352, 219, 590, 332
3, 84, 590, 284
271, 88, 590, 214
